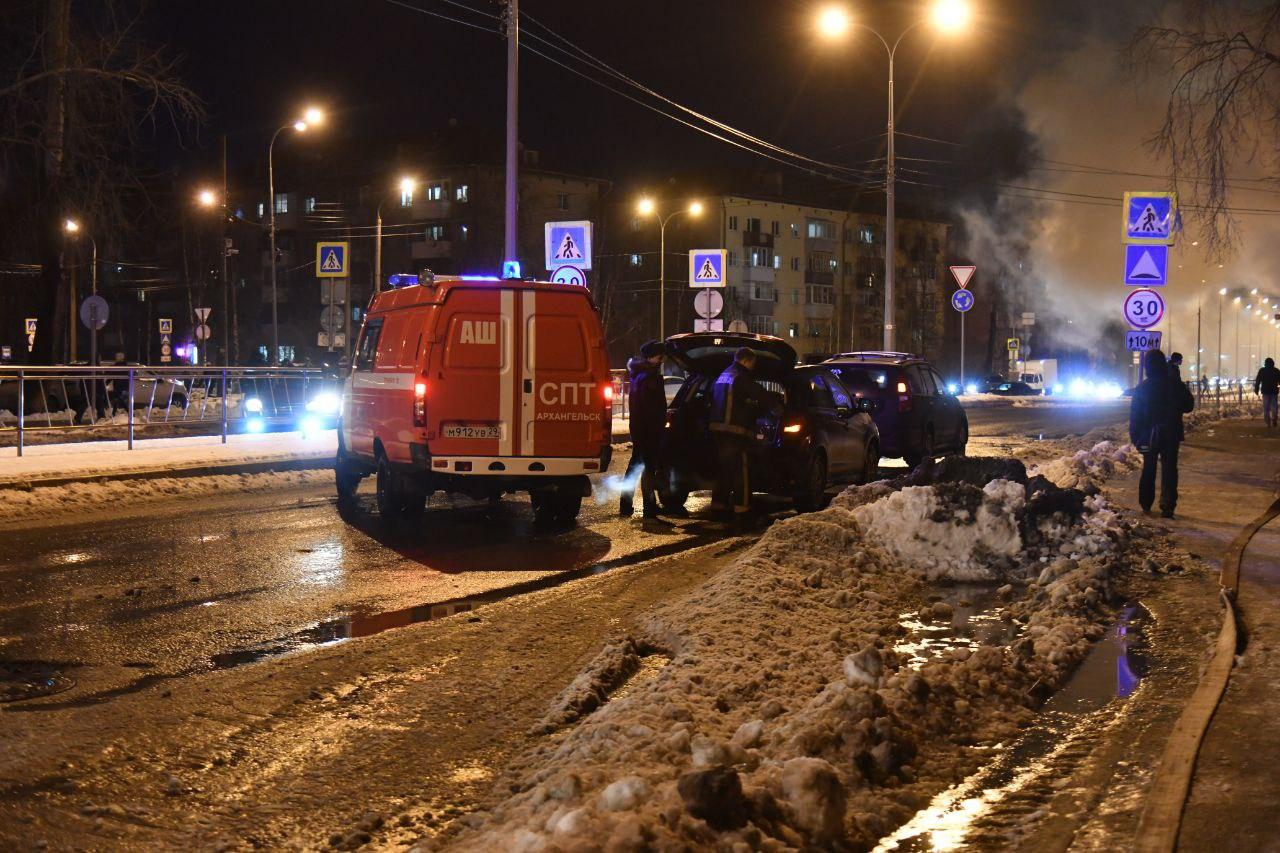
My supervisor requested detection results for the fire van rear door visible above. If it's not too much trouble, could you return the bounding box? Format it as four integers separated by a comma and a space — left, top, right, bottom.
428, 288, 517, 458
518, 289, 604, 458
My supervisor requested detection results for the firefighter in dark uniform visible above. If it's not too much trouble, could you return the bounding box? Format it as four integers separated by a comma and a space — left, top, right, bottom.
709, 347, 768, 524
620, 340, 668, 518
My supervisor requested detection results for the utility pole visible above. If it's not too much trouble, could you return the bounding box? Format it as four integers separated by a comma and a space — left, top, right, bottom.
884, 49, 896, 351
221, 133, 230, 366
503, 0, 519, 268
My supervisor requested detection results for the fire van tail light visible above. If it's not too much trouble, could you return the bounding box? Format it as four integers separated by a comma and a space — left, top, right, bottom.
413, 381, 427, 426
603, 384, 614, 405
897, 380, 912, 413
783, 422, 804, 434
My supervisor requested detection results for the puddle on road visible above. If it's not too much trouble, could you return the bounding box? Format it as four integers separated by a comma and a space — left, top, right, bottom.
208, 536, 719, 671
876, 604, 1152, 852
894, 584, 1019, 668
0, 660, 77, 703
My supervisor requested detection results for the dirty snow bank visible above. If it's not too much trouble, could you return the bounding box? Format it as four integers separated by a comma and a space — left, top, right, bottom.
437, 460, 1138, 851
0, 469, 331, 524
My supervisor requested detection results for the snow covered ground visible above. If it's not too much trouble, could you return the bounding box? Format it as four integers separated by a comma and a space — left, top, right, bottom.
439, 401, 1257, 851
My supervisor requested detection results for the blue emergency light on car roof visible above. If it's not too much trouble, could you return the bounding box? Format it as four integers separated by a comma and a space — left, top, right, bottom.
388, 273, 419, 288
503, 261, 522, 279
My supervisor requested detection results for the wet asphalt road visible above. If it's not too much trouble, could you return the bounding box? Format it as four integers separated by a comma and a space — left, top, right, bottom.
0, 399, 1128, 705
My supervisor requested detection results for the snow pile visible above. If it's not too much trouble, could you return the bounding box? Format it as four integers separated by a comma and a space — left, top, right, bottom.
439, 461, 1137, 851
846, 479, 1025, 582
0, 469, 331, 523
1028, 440, 1141, 491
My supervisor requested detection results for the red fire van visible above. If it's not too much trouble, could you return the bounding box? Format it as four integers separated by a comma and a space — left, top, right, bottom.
335, 273, 613, 524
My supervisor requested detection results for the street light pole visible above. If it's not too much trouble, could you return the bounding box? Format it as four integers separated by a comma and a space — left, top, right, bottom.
638, 199, 703, 340
375, 199, 384, 295
267, 124, 286, 366
504, 0, 519, 267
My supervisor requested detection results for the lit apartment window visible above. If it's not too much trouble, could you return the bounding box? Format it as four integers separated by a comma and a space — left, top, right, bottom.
273, 193, 288, 214
257, 202, 265, 219
630, 253, 643, 267
807, 220, 835, 239
791, 223, 799, 238
426, 184, 443, 201
400, 186, 414, 207
789, 323, 799, 339
860, 226, 875, 244
455, 184, 469, 202
459, 224, 469, 241
557, 193, 570, 210
305, 197, 317, 214
773, 254, 781, 270
749, 248, 773, 268
425, 224, 445, 241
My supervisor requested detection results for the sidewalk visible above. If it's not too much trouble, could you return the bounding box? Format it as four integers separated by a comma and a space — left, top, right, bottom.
0, 430, 337, 489
1107, 417, 1280, 849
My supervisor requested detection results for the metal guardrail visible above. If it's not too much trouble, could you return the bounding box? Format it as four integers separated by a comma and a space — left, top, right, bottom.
0, 366, 340, 456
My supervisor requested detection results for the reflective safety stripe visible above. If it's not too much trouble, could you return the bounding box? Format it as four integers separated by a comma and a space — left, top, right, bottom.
498, 290, 515, 456
428, 456, 597, 476
521, 290, 537, 456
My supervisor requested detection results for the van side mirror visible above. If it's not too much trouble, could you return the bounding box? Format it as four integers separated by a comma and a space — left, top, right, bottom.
856, 398, 880, 413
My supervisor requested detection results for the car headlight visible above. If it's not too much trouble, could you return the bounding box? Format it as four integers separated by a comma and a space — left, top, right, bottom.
964, 383, 978, 396
245, 397, 263, 414
305, 392, 340, 415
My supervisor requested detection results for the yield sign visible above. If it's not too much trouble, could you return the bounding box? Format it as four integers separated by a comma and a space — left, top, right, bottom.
949, 265, 976, 289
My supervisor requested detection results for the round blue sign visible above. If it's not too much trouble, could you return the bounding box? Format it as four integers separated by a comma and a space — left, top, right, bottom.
951, 289, 975, 313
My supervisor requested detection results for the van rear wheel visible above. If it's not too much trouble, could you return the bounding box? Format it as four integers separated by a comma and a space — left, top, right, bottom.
376, 454, 408, 518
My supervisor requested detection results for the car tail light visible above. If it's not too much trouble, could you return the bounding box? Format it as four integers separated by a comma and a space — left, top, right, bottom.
896, 380, 912, 413
413, 381, 427, 426
783, 422, 804, 434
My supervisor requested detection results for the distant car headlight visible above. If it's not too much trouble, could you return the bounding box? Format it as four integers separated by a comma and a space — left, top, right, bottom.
305, 392, 340, 415
245, 396, 263, 414
1052, 383, 1065, 396
964, 383, 978, 396
946, 382, 959, 395
246, 416, 265, 433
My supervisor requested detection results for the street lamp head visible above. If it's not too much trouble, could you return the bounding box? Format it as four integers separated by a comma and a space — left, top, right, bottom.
1219, 287, 1228, 295
293, 120, 308, 132
63, 218, 80, 234
1234, 296, 1242, 303
817, 5, 851, 39
637, 197, 656, 216
399, 176, 418, 195
931, 0, 972, 33
197, 188, 218, 208
688, 201, 704, 217
303, 107, 324, 126
1251, 287, 1259, 295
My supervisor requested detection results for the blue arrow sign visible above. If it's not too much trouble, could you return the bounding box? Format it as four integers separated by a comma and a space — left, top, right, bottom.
544, 221, 593, 270
1124, 192, 1177, 244
1124, 244, 1168, 286
951, 289, 975, 313
689, 249, 727, 287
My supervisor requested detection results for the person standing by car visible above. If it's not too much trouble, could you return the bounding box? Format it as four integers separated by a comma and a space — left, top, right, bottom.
1130, 350, 1195, 518
1254, 357, 1280, 427
620, 341, 669, 518
709, 347, 767, 524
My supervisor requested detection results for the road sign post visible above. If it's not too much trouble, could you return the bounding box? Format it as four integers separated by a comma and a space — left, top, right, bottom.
950, 289, 974, 386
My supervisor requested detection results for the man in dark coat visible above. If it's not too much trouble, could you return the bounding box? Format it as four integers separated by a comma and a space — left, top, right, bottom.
620, 340, 669, 517
1254, 356, 1280, 427
709, 347, 768, 523
1130, 350, 1195, 518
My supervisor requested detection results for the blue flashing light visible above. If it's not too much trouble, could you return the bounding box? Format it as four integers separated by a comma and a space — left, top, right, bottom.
456, 275, 502, 282
502, 260, 522, 279
246, 417, 265, 434
388, 273, 419, 288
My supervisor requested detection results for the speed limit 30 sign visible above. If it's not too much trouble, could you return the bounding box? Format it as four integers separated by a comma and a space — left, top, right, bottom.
1123, 288, 1165, 329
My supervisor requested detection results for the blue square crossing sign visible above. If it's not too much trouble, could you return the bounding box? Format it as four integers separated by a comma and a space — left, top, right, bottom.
316, 242, 349, 278
689, 249, 727, 288
1123, 192, 1177, 244
544, 221, 592, 271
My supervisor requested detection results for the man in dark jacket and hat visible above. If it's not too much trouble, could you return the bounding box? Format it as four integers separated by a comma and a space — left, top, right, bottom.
620, 340, 669, 517
1254, 356, 1280, 427
1130, 350, 1195, 518
709, 347, 768, 523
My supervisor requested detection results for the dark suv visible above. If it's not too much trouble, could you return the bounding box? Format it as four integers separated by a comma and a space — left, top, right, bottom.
823, 352, 967, 465
660, 333, 880, 511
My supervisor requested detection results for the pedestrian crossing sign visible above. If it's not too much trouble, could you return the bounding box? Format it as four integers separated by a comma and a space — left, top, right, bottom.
1123, 192, 1177, 245
689, 249, 727, 288
316, 241, 349, 278
543, 221, 593, 271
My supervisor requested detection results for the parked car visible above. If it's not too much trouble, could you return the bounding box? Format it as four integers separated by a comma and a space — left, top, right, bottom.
823, 351, 968, 466
989, 380, 1041, 397
662, 374, 685, 404
659, 333, 880, 512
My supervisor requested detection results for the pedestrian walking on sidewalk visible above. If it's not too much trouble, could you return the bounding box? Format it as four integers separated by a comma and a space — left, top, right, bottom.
620, 340, 669, 518
1130, 350, 1196, 519
709, 347, 768, 527
1254, 357, 1280, 427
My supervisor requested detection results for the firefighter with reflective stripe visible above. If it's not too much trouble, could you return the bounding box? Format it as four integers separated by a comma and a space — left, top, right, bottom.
620, 340, 669, 518
709, 347, 767, 522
